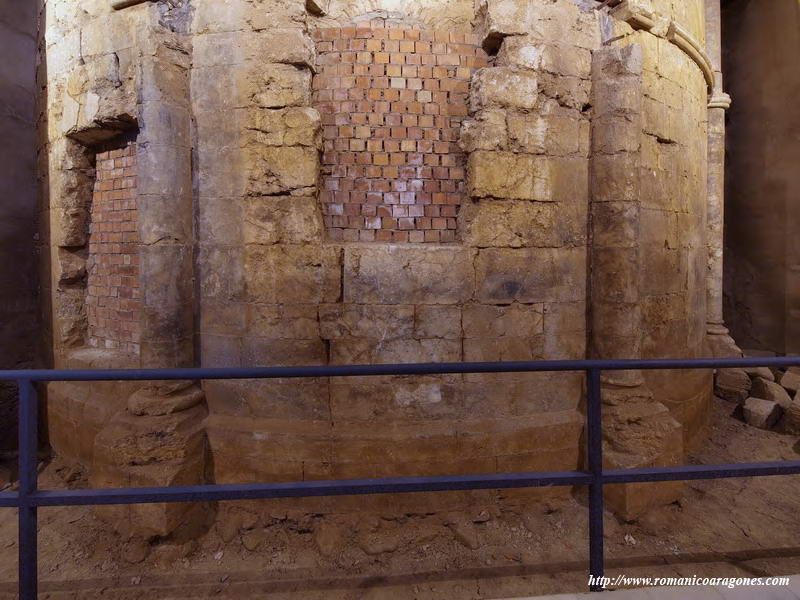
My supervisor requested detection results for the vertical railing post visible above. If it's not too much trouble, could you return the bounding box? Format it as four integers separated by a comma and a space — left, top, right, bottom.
586, 368, 604, 591
18, 379, 38, 600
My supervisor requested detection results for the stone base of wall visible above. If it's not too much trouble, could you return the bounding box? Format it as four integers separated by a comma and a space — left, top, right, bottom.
204, 408, 583, 515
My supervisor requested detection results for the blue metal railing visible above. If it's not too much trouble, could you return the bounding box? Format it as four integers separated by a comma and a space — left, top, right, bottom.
3, 356, 800, 599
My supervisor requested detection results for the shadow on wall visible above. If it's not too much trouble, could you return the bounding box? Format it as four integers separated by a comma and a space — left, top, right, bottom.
722, 0, 800, 354
0, 0, 40, 452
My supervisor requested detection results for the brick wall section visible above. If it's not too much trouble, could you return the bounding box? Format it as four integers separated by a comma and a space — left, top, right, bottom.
86, 141, 141, 354
312, 22, 488, 243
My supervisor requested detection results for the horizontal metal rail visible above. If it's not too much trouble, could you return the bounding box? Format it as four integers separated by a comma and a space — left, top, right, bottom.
4, 356, 800, 599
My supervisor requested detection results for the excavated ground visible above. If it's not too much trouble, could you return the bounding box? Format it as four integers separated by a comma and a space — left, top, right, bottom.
2, 396, 800, 599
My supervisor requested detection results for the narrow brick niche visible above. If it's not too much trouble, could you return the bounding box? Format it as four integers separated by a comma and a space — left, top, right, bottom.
312, 17, 488, 243
85, 138, 141, 354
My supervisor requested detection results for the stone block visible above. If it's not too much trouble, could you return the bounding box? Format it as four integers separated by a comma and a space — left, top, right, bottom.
251, 64, 312, 109
475, 247, 585, 304
196, 245, 245, 301
784, 398, 800, 435
343, 246, 474, 305
507, 105, 585, 157
591, 201, 638, 249
463, 304, 543, 338
241, 337, 327, 367
712, 366, 749, 406
743, 397, 782, 430
780, 368, 800, 394
245, 107, 321, 148
414, 306, 462, 339
140, 244, 193, 310
461, 200, 559, 248
91, 405, 208, 539
470, 67, 538, 112
591, 153, 640, 203
458, 109, 507, 152
136, 144, 191, 198
247, 304, 320, 339
495, 36, 543, 70
246, 146, 319, 196
468, 152, 550, 201
464, 335, 544, 362
196, 197, 243, 246
245, 245, 341, 304
319, 304, 414, 340
751, 377, 793, 410
330, 337, 461, 365
254, 28, 316, 70
243, 196, 324, 245
592, 115, 642, 154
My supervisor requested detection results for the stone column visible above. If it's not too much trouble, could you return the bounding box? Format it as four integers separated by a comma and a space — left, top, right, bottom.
590, 44, 683, 520
91, 5, 208, 543
705, 0, 739, 357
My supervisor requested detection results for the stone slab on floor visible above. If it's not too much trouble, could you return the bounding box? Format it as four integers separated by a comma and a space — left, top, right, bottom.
499, 574, 800, 600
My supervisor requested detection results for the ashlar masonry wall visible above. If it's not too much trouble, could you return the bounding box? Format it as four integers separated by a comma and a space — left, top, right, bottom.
40, 0, 717, 534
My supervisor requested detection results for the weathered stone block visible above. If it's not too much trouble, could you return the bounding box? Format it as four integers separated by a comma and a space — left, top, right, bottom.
241, 337, 327, 367
475, 247, 585, 304
247, 304, 320, 339
461, 200, 561, 248
463, 304, 543, 338
591, 153, 640, 202
343, 246, 474, 305
243, 196, 324, 245
468, 152, 550, 201
319, 304, 414, 340
458, 109, 507, 152
779, 368, 800, 393
245, 107, 321, 148
743, 397, 782, 430
470, 67, 538, 112
245, 245, 341, 304
414, 306, 462, 339
330, 337, 461, 365
197, 245, 245, 301
714, 368, 751, 403
246, 146, 319, 196
251, 64, 312, 108
751, 377, 793, 410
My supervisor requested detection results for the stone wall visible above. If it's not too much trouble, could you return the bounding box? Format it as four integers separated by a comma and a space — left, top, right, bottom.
37, 0, 718, 532
0, 0, 39, 452
722, 0, 800, 355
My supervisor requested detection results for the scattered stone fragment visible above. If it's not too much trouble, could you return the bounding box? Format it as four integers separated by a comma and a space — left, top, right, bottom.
314, 521, 344, 557
743, 366, 775, 381
743, 397, 782, 429
779, 368, 800, 393
241, 528, 267, 552
472, 510, 491, 523
357, 532, 399, 555
784, 396, 800, 434
123, 537, 150, 564
714, 368, 751, 403
751, 377, 793, 409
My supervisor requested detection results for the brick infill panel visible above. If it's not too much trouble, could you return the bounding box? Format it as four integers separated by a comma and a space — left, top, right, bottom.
312, 25, 488, 243
85, 141, 141, 354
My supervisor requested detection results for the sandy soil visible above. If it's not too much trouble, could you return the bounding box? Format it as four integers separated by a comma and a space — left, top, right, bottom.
2, 396, 800, 600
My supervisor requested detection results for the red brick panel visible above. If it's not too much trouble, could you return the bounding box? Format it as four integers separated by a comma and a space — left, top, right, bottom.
312, 25, 488, 243
86, 141, 141, 354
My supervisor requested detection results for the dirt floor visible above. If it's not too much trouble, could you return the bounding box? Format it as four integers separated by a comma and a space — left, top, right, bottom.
2, 396, 800, 599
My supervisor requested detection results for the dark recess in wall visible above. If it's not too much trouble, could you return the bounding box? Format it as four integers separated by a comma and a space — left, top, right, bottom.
0, 0, 39, 452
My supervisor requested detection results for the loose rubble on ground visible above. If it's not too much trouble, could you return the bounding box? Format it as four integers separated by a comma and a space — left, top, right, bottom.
714, 349, 800, 433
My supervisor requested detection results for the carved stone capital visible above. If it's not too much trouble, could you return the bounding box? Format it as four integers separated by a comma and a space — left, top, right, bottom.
708, 92, 732, 110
